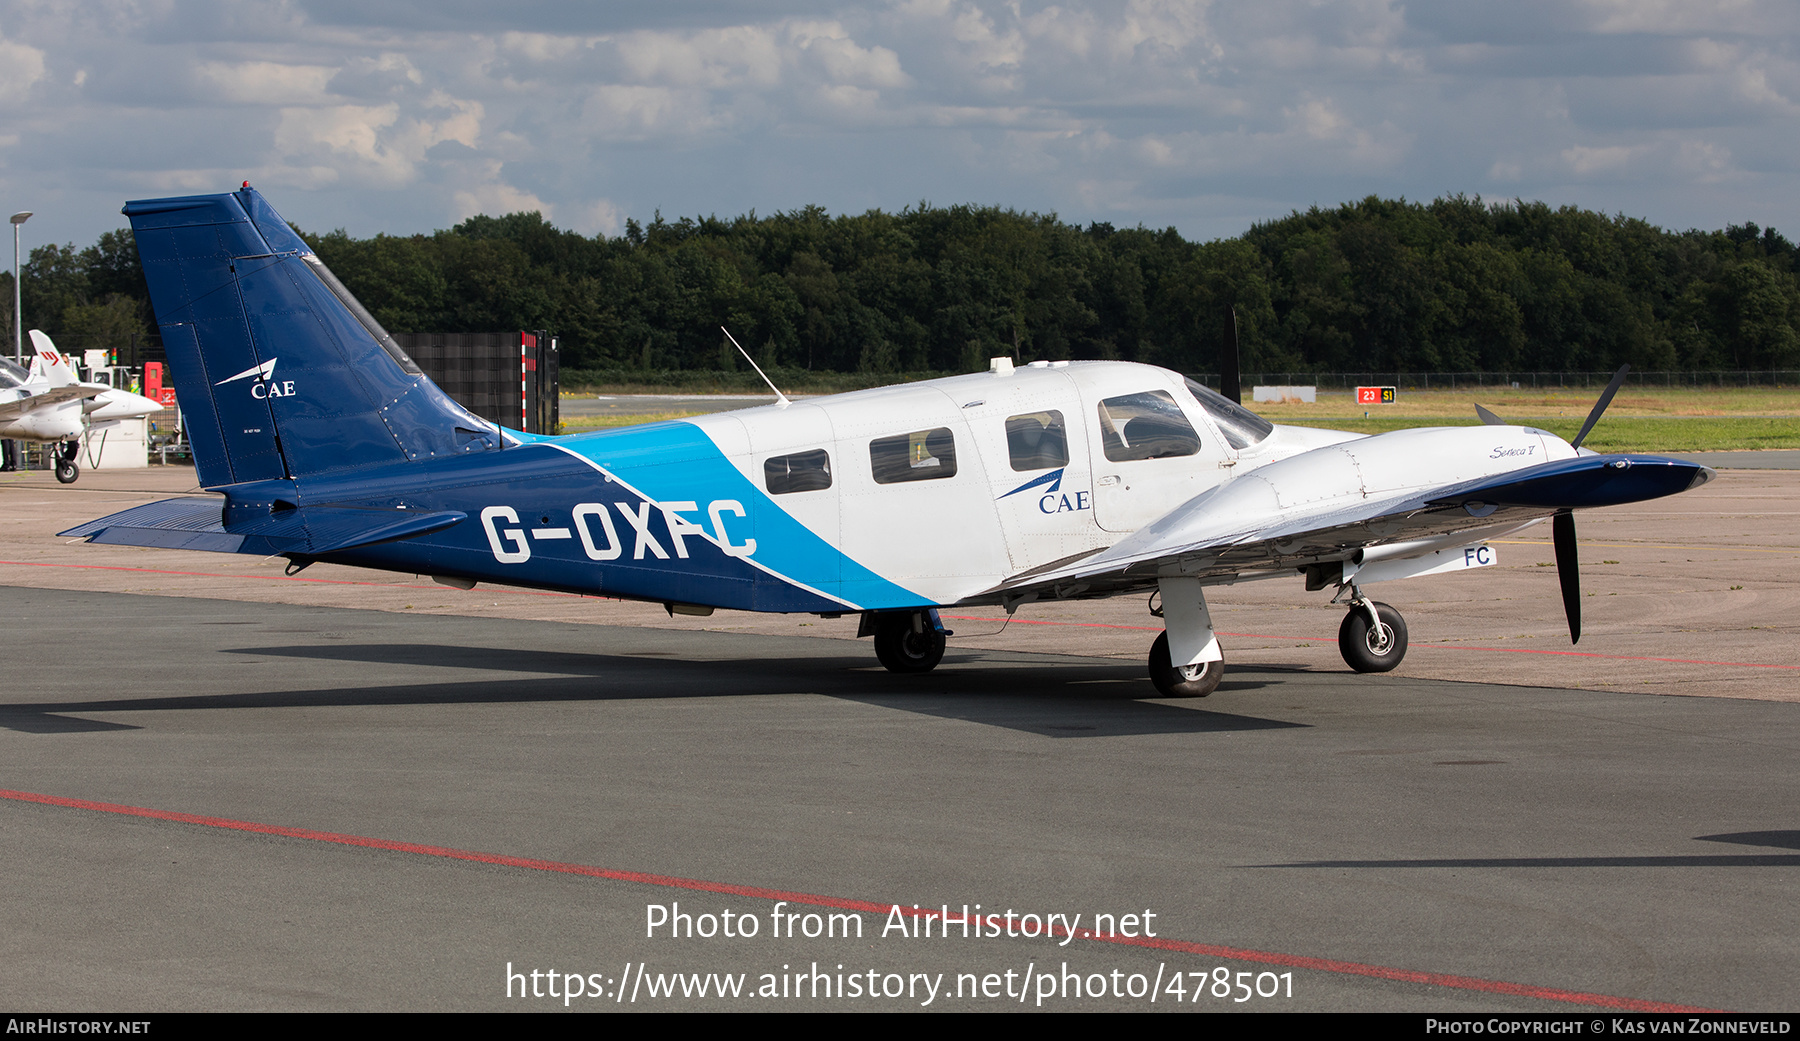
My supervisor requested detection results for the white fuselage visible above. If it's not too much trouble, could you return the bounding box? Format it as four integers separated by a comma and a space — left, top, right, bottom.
660, 361, 1359, 605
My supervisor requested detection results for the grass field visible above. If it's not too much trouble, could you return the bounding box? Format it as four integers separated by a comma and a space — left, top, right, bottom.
1255, 386, 1799, 452
560, 385, 1798, 452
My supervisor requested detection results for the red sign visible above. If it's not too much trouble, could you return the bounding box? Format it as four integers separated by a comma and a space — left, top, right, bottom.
1356, 386, 1397, 404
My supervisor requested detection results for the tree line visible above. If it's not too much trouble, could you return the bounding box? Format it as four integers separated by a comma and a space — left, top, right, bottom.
5, 194, 1797, 374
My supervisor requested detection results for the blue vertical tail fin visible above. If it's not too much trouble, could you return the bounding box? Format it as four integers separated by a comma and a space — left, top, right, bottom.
126, 186, 502, 488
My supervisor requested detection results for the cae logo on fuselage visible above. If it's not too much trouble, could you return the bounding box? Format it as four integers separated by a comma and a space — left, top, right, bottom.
997, 467, 1092, 514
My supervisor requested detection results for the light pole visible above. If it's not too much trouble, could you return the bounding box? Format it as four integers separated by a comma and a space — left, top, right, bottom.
10, 211, 30, 364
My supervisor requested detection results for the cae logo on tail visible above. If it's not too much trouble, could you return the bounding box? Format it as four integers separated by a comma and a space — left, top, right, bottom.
214, 358, 294, 398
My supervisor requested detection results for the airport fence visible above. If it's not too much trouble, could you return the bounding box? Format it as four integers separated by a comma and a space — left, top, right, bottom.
1187, 371, 1800, 391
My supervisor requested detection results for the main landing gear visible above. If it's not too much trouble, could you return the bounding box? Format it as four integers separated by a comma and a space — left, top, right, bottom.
1148, 576, 1225, 698
1148, 631, 1224, 698
863, 609, 950, 674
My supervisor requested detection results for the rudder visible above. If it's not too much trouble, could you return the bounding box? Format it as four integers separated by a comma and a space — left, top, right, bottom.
126, 186, 501, 488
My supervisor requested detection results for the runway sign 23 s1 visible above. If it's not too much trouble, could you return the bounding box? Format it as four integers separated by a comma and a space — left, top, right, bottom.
1357, 386, 1397, 404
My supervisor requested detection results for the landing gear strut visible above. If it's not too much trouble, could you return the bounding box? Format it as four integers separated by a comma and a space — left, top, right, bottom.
1149, 576, 1224, 698
866, 610, 949, 674
1337, 592, 1408, 673
53, 440, 79, 484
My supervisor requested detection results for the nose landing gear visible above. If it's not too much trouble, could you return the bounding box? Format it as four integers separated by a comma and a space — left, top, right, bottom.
1336, 587, 1408, 672
53, 440, 79, 484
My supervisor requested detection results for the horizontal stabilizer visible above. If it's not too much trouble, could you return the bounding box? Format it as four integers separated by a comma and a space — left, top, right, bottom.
61, 497, 465, 557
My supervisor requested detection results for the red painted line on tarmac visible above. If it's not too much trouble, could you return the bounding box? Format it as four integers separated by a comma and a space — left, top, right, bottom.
942, 615, 1797, 670
13, 563, 1789, 669
0, 559, 583, 599
943, 614, 1163, 632
0, 787, 1717, 1013
1414, 644, 1800, 670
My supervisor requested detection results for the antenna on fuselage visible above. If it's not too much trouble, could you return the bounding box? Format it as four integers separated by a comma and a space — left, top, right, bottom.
721, 326, 790, 409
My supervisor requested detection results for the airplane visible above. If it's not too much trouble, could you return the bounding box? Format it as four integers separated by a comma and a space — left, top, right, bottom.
63, 186, 1713, 695
1, 330, 164, 482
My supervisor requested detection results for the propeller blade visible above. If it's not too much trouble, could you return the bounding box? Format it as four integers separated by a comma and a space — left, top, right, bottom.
1475, 403, 1505, 426
1221, 306, 1242, 405
1570, 364, 1630, 449
1553, 509, 1581, 644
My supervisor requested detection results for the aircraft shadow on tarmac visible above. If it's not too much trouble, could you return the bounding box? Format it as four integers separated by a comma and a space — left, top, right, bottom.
0, 642, 1307, 739
1262, 830, 1800, 868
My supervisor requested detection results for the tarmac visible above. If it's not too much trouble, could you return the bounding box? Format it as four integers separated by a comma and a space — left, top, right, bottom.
2, 461, 1797, 1012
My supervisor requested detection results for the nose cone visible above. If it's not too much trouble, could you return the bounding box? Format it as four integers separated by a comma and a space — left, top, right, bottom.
88, 388, 164, 421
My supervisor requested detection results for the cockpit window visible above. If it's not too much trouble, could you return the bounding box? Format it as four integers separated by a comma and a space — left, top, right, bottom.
1005, 411, 1068, 471
1097, 391, 1201, 462
1184, 378, 1274, 450
0, 358, 28, 389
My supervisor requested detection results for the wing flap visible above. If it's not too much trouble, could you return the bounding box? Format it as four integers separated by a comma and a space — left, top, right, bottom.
61, 497, 466, 556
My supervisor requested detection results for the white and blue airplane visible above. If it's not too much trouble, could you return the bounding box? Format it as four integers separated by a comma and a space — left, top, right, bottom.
65, 187, 1713, 695
2, 330, 163, 482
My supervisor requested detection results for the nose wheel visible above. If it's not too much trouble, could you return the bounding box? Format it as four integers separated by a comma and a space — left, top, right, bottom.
1338, 600, 1408, 672
54, 440, 79, 484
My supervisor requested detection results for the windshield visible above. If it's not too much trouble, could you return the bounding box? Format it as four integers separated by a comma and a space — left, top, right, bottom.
0, 357, 27, 390
1185, 378, 1274, 450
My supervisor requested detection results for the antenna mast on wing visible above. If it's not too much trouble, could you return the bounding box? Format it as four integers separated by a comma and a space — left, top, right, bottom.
721, 326, 790, 408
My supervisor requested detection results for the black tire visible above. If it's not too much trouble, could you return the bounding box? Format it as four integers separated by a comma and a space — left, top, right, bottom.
1148, 631, 1223, 698
873, 615, 946, 674
1338, 602, 1408, 673
54, 461, 78, 484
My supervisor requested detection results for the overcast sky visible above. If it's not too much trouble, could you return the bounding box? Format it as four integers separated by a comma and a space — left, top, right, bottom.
2, 0, 1797, 249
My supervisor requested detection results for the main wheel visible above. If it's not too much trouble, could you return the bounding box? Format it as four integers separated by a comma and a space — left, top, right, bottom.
1148, 631, 1223, 698
873, 615, 946, 674
54, 460, 78, 484
1338, 601, 1408, 673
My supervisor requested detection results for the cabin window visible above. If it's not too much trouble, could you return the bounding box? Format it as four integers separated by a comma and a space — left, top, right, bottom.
764, 449, 833, 494
1185, 378, 1274, 450
1006, 411, 1068, 471
869, 427, 958, 484
1097, 391, 1201, 462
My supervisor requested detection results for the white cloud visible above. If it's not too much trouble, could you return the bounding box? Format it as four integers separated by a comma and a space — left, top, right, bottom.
1562, 143, 1643, 176
0, 31, 47, 100
274, 92, 482, 186
452, 176, 552, 223
574, 197, 622, 237
195, 61, 336, 106
1, 0, 1799, 249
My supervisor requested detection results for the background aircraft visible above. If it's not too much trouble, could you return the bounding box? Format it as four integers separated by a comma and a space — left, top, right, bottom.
64, 187, 1712, 694
0, 331, 163, 482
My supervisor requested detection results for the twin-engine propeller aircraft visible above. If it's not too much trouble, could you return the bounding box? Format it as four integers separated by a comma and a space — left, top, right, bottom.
65, 187, 1713, 695
2, 330, 163, 482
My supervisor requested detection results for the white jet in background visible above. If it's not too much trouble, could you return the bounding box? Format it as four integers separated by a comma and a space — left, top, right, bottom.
0, 330, 162, 483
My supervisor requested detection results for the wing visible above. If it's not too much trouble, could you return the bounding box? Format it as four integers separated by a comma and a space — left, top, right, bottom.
980, 449, 1713, 602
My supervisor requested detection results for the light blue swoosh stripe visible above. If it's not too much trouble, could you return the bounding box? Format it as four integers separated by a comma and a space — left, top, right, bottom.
548, 421, 932, 610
